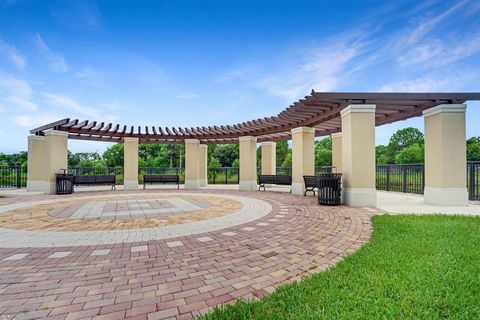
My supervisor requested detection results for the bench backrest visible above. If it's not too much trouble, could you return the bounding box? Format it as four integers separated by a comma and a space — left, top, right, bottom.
258, 175, 276, 184
258, 175, 291, 185
95, 175, 116, 183
74, 175, 96, 184
274, 175, 292, 185
303, 175, 318, 188
144, 174, 179, 182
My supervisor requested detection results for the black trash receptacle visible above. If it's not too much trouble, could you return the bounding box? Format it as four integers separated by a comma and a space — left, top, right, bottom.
55, 172, 74, 194
317, 173, 342, 205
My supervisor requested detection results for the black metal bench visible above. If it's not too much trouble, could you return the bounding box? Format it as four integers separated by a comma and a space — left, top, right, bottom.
73, 175, 116, 190
258, 175, 292, 192
143, 174, 180, 189
303, 175, 318, 196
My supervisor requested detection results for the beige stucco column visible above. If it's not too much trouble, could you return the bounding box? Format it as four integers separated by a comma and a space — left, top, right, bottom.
123, 137, 139, 190
261, 141, 276, 175
185, 139, 200, 189
423, 104, 468, 206
331, 132, 342, 173
239, 136, 257, 191
198, 144, 207, 187
341, 105, 376, 206
291, 127, 315, 195
44, 129, 68, 194
27, 135, 47, 192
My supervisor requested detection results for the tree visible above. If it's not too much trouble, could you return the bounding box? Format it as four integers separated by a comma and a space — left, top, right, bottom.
467, 137, 480, 161
208, 156, 221, 169
102, 143, 124, 167
314, 137, 332, 166
282, 152, 292, 167
376, 145, 389, 165
232, 159, 239, 168
213, 144, 239, 167
395, 143, 424, 164
315, 148, 332, 166
276, 141, 290, 166
386, 127, 424, 163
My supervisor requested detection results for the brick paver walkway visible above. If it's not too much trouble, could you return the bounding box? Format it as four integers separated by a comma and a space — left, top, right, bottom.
0, 189, 374, 319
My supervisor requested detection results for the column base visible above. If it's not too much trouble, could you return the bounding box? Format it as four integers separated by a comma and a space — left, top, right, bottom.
124, 180, 139, 191
239, 180, 257, 191
27, 180, 49, 193
185, 179, 200, 189
424, 187, 469, 206
343, 188, 377, 207
291, 183, 304, 196
199, 179, 207, 187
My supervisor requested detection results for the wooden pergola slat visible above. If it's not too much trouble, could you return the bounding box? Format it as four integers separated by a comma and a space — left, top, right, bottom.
29, 92, 480, 143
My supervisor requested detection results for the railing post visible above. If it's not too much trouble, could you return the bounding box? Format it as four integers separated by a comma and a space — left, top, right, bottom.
16, 166, 22, 188
469, 162, 474, 201
421, 164, 425, 194
386, 166, 390, 191
402, 165, 407, 193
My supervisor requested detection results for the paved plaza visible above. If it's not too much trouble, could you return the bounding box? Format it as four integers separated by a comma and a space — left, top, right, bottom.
0, 189, 373, 319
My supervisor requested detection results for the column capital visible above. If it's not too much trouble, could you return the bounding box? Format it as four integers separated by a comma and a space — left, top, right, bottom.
340, 104, 376, 118
291, 126, 315, 134
185, 138, 200, 144
261, 141, 276, 146
44, 129, 68, 137
124, 137, 139, 143
423, 104, 466, 118
28, 135, 46, 141
331, 132, 342, 139
239, 136, 256, 142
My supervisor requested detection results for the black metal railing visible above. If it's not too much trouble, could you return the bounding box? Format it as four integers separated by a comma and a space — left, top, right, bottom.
0, 166, 24, 189
208, 167, 239, 184
276, 167, 291, 175
468, 162, 480, 200
376, 164, 425, 194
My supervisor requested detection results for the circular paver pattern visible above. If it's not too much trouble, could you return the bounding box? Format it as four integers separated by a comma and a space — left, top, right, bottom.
0, 189, 373, 320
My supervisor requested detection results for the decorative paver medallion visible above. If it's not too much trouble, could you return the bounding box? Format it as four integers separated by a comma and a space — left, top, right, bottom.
0, 189, 373, 319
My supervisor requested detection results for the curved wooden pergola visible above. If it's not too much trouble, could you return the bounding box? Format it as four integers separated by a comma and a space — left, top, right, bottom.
30, 91, 480, 144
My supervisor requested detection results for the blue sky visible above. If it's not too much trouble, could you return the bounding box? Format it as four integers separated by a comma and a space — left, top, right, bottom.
0, 0, 479, 154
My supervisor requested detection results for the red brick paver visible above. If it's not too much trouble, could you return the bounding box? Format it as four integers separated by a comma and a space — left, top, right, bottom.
0, 189, 373, 319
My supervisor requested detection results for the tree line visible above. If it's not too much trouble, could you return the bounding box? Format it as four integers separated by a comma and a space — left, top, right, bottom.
1, 128, 479, 168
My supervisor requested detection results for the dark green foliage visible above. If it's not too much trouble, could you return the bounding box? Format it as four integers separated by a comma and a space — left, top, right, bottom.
101, 143, 124, 167
0, 151, 27, 167
276, 141, 290, 166
380, 127, 424, 164
213, 144, 239, 167
467, 137, 480, 161
394, 143, 424, 164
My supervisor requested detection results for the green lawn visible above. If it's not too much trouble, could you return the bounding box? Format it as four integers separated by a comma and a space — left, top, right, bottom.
201, 215, 480, 319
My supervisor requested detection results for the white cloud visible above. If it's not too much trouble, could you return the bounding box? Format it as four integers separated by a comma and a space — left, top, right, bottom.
403, 0, 469, 46
0, 40, 26, 70
12, 112, 63, 128
378, 71, 477, 92
42, 92, 119, 122
0, 74, 38, 111
218, 39, 368, 101
34, 33, 69, 73
42, 92, 101, 119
